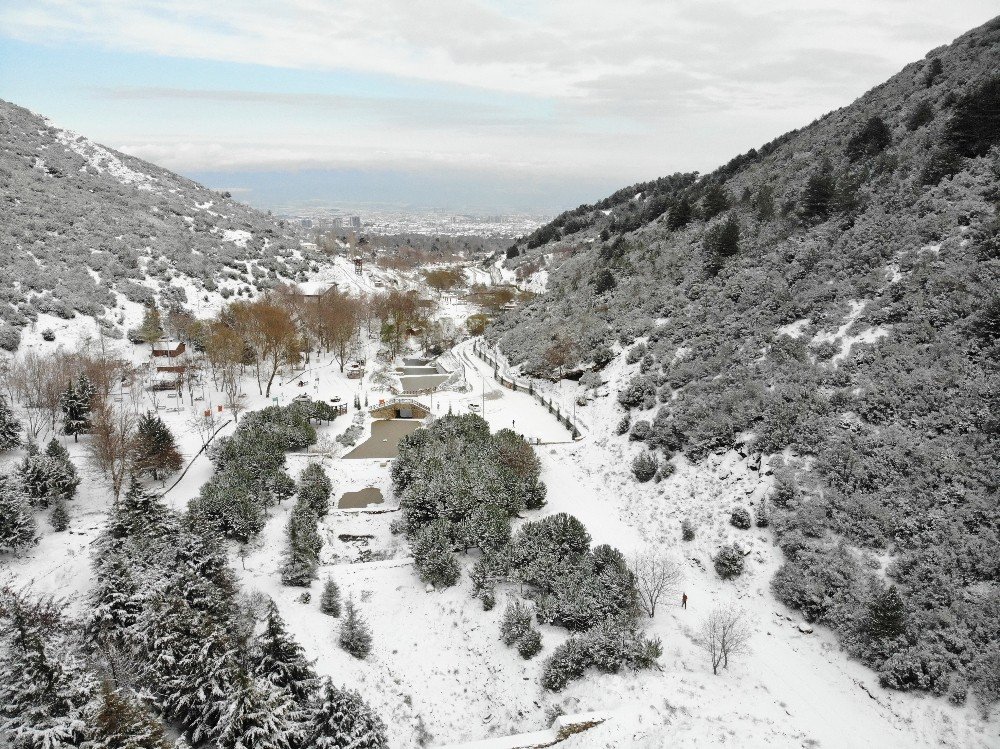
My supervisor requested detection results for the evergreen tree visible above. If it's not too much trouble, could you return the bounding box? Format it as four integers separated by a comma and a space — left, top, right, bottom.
138, 306, 165, 344
0, 593, 96, 748
0, 394, 22, 452
59, 379, 91, 442
298, 463, 332, 516
702, 214, 740, 276
254, 601, 318, 703
133, 412, 183, 481
304, 679, 388, 749
701, 183, 730, 220
92, 682, 170, 749
213, 674, 300, 749
281, 497, 321, 587
800, 167, 836, 221
45, 438, 70, 462
50, 497, 69, 532
319, 577, 341, 617
412, 520, 461, 589
106, 478, 170, 541
18, 449, 80, 507
0, 476, 35, 553
666, 197, 692, 230
862, 585, 908, 641
338, 599, 372, 659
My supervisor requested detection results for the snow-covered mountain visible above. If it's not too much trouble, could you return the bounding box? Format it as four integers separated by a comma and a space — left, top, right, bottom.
489, 13, 1000, 723
0, 100, 313, 349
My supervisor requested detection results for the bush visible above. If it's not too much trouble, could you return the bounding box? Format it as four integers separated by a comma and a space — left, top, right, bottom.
755, 503, 770, 528
631, 451, 658, 483
714, 543, 745, 580
516, 629, 543, 660
617, 375, 657, 410
41, 328, 55, 342
629, 420, 652, 442
615, 415, 631, 436
845, 116, 892, 161
681, 518, 696, 541
540, 638, 591, 692
730, 506, 752, 530
625, 342, 647, 364
480, 590, 496, 611
771, 475, 798, 508
500, 600, 534, 647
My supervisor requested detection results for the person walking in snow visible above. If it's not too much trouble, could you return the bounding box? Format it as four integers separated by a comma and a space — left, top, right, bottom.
681, 592, 688, 609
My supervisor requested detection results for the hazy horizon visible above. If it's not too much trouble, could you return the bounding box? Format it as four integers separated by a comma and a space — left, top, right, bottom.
2, 1, 997, 213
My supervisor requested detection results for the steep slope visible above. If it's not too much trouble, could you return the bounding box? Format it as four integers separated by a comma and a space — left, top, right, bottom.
0, 100, 313, 349
491, 18, 1000, 712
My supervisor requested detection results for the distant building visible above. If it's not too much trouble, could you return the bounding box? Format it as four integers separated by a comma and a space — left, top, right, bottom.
370, 397, 430, 420
350, 216, 362, 229
299, 218, 313, 229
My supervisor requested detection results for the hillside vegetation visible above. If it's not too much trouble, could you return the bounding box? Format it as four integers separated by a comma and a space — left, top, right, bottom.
0, 100, 313, 349
491, 19, 1000, 709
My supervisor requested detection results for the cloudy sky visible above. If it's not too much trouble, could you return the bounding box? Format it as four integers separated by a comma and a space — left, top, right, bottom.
0, 1, 995, 212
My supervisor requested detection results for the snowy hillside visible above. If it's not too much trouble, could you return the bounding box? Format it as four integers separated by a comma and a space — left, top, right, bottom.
0, 99, 314, 349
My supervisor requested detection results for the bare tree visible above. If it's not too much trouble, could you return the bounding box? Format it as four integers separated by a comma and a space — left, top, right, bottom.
697, 604, 753, 675
89, 396, 138, 502
630, 550, 683, 617
188, 408, 221, 450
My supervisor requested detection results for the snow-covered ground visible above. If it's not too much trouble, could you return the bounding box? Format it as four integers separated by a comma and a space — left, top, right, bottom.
2, 259, 996, 749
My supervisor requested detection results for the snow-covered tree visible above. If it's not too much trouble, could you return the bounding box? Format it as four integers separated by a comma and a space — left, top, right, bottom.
0, 394, 23, 452
17, 446, 80, 508
0, 592, 97, 748
298, 462, 332, 516
213, 674, 301, 749
50, 497, 69, 532
338, 599, 372, 659
281, 497, 321, 587
303, 679, 388, 749
319, 577, 341, 617
412, 520, 461, 589
0, 476, 35, 553
254, 601, 318, 703
133, 412, 183, 481
59, 378, 91, 442
92, 683, 170, 749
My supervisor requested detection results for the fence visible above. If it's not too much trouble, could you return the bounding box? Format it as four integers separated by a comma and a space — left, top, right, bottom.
472, 342, 583, 440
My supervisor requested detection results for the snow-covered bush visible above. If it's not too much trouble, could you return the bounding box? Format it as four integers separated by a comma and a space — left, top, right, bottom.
629, 419, 652, 442
714, 543, 745, 579
625, 342, 646, 364
339, 599, 373, 659
681, 518, 696, 541
631, 451, 658, 482
730, 506, 752, 530
615, 415, 630, 435
516, 628, 543, 660
617, 374, 657, 410
500, 600, 534, 646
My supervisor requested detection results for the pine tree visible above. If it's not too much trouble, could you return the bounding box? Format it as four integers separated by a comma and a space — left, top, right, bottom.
139, 306, 165, 344
667, 197, 692, 230
106, 478, 171, 541
59, 379, 91, 442
18, 449, 80, 507
50, 497, 69, 532
213, 674, 300, 749
134, 412, 183, 481
304, 679, 388, 749
701, 183, 730, 220
92, 682, 170, 749
0, 394, 22, 452
254, 601, 318, 703
0, 476, 35, 553
338, 599, 373, 659
320, 577, 341, 617
0, 593, 97, 748
862, 585, 908, 641
281, 497, 321, 587
45, 437, 70, 462
298, 463, 332, 516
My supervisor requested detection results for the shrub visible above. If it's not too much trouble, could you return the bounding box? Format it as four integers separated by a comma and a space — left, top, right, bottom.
730, 506, 752, 530
41, 328, 55, 342
755, 503, 770, 528
615, 415, 631, 436
626, 342, 647, 364
540, 638, 591, 692
714, 543, 745, 580
681, 518, 696, 541
906, 100, 934, 131
500, 600, 534, 646
629, 420, 652, 442
631, 451, 658, 483
617, 375, 657, 410
771, 475, 798, 508
845, 116, 892, 161
516, 629, 543, 660
480, 590, 496, 611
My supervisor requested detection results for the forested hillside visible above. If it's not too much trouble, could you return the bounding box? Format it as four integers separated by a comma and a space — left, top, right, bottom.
490, 18, 1000, 709
0, 100, 312, 349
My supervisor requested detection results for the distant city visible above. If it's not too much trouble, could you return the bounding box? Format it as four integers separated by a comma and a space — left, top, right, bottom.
279, 207, 548, 240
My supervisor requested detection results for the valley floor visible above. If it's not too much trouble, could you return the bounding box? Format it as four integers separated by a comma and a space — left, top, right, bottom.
2, 315, 996, 749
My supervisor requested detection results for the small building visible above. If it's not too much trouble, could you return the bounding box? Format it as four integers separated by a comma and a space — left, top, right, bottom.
369, 398, 430, 420
151, 340, 185, 358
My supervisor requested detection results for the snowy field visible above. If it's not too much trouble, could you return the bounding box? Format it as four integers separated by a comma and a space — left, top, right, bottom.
2, 260, 997, 749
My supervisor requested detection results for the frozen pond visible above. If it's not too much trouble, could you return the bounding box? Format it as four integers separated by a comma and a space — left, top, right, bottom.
344, 419, 422, 459
338, 487, 384, 509
398, 366, 440, 375
402, 357, 431, 366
